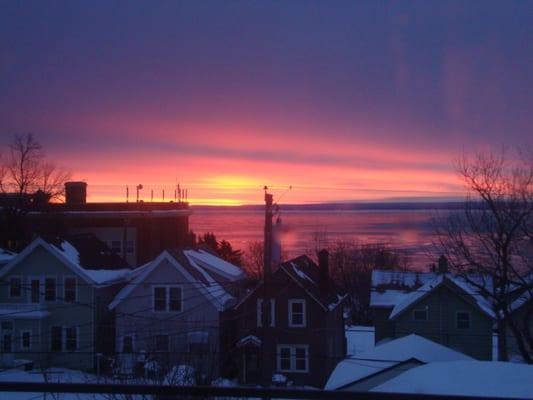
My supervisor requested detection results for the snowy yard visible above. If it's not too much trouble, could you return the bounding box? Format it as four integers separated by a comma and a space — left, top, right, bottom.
345, 325, 375, 356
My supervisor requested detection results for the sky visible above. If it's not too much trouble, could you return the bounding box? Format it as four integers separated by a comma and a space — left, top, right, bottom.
1, 1, 532, 205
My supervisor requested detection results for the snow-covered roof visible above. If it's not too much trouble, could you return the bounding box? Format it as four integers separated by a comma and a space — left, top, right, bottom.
184, 249, 245, 281
325, 334, 472, 390
0, 248, 17, 264
236, 335, 262, 347
372, 361, 533, 399
370, 289, 409, 308
389, 275, 494, 319
109, 249, 241, 311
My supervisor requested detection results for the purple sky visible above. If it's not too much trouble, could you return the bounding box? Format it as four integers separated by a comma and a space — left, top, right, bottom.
1, 1, 532, 204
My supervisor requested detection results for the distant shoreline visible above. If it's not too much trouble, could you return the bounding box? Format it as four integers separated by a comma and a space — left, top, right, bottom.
191, 201, 478, 212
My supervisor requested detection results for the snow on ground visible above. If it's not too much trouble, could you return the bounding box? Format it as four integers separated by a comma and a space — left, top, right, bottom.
346, 325, 374, 356
372, 361, 533, 399
0, 367, 107, 400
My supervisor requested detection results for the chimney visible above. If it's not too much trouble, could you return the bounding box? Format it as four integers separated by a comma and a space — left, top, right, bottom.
438, 255, 449, 274
263, 190, 273, 279
65, 182, 87, 204
318, 249, 329, 293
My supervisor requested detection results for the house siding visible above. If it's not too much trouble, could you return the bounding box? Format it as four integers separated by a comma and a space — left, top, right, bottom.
114, 258, 222, 379
0, 246, 96, 370
234, 271, 345, 388
393, 286, 492, 360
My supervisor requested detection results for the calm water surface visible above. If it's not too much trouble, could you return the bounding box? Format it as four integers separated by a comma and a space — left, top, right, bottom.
190, 208, 453, 267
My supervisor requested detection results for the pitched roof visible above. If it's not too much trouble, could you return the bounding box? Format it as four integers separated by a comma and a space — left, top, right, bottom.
372, 361, 533, 398
0, 248, 16, 265
326, 334, 472, 390
108, 248, 244, 311
370, 270, 495, 319
0, 237, 130, 286
278, 255, 346, 311
388, 275, 494, 319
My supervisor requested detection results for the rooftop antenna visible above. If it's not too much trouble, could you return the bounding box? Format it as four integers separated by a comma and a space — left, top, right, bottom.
150, 189, 154, 202
126, 186, 129, 203
162, 189, 165, 202
136, 184, 143, 203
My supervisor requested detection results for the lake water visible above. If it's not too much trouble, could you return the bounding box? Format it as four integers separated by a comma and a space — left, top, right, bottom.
190, 207, 455, 268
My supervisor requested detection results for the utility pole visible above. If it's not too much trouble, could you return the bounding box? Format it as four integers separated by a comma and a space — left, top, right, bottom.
262, 186, 273, 389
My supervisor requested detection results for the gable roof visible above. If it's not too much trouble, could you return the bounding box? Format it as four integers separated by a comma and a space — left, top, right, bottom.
326, 334, 472, 390
0, 237, 127, 286
108, 248, 243, 311
388, 275, 494, 319
0, 248, 16, 265
234, 254, 345, 311
370, 270, 495, 319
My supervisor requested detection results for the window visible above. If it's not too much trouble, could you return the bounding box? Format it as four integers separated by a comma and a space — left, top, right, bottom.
45, 278, 57, 301
188, 331, 209, 354
64, 277, 76, 303
153, 286, 182, 312
110, 240, 121, 253
155, 335, 169, 352
2, 322, 13, 353
413, 308, 428, 321
30, 279, 40, 303
8, 277, 22, 298
122, 335, 134, 353
65, 327, 78, 351
169, 287, 182, 311
21, 331, 32, 350
126, 240, 135, 254
277, 345, 309, 373
51, 326, 62, 352
456, 311, 471, 329
257, 299, 276, 327
288, 299, 306, 327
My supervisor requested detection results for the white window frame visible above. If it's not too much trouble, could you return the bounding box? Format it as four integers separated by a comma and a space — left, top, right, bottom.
44, 276, 57, 302
20, 330, 32, 351
8, 276, 22, 298
288, 299, 306, 327
63, 276, 77, 303
257, 298, 276, 327
456, 310, 471, 329
152, 285, 183, 313
277, 344, 309, 373
412, 307, 428, 321
28, 276, 42, 304
65, 326, 79, 352
122, 335, 135, 353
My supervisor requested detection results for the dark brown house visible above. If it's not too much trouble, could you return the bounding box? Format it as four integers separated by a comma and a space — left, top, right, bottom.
231, 250, 346, 388
26, 182, 193, 266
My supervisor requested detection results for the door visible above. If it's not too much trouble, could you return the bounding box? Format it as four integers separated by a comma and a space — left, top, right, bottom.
243, 348, 260, 384
1, 321, 14, 367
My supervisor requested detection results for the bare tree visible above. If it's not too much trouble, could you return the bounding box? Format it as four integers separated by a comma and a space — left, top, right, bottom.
40, 161, 72, 201
435, 149, 533, 363
327, 240, 411, 325
6, 133, 44, 198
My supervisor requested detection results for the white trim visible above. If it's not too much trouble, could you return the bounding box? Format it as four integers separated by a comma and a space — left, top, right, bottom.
20, 330, 32, 351
288, 299, 306, 327
63, 276, 77, 303
456, 310, 471, 329
65, 326, 79, 352
109, 251, 231, 311
44, 276, 58, 302
152, 285, 183, 313
28, 276, 42, 304
8, 276, 22, 298
0, 238, 95, 285
276, 344, 309, 373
